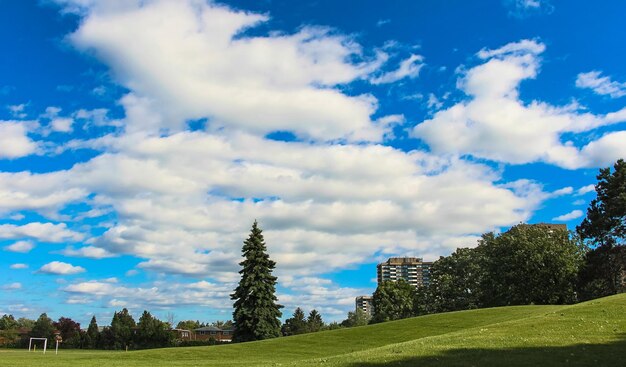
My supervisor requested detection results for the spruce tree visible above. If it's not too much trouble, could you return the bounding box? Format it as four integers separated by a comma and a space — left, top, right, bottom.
231, 221, 282, 342
87, 316, 99, 349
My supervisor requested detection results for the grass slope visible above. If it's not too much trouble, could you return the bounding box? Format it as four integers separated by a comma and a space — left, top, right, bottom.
1, 294, 623, 367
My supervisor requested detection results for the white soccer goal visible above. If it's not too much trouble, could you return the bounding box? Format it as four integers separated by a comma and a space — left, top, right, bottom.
28, 337, 48, 354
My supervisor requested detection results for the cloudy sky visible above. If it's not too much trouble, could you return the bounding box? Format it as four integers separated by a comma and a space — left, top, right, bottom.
1, 0, 625, 325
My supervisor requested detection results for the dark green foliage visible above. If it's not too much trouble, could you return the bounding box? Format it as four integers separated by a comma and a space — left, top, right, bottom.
0, 315, 18, 330
176, 320, 201, 330
577, 159, 626, 246
306, 310, 324, 332
135, 310, 173, 349
341, 308, 371, 328
425, 247, 483, 313
479, 224, 583, 306
210, 320, 233, 329
53, 317, 82, 348
86, 316, 99, 349
231, 221, 283, 342
110, 308, 136, 350
282, 308, 307, 336
30, 313, 55, 344
372, 280, 416, 323
577, 159, 626, 299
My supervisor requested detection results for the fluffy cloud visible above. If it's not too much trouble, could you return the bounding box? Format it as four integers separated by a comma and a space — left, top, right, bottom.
63, 279, 233, 310
371, 54, 424, 84
552, 209, 584, 222
576, 71, 626, 98
9, 263, 29, 269
39, 261, 86, 275
64, 0, 390, 142
60, 246, 117, 259
0, 222, 84, 243
0, 121, 38, 158
413, 40, 626, 169
4, 240, 35, 253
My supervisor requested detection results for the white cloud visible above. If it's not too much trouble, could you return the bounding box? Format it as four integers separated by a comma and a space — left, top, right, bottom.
8, 104, 27, 118
413, 40, 626, 169
370, 54, 424, 84
10, 263, 29, 269
552, 209, 583, 221
0, 222, 84, 242
64, 0, 390, 142
0, 121, 38, 158
60, 246, 117, 259
4, 240, 35, 253
576, 71, 626, 98
576, 184, 595, 195
505, 0, 554, 18
2, 282, 22, 290
39, 261, 86, 275
551, 187, 573, 197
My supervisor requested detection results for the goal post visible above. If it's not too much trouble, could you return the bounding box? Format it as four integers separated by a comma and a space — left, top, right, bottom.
28, 338, 48, 354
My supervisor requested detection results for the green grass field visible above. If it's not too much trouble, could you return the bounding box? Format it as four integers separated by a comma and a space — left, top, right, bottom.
1, 294, 624, 367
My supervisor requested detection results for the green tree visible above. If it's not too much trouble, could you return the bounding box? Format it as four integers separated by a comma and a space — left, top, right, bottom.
281, 307, 307, 336
53, 317, 81, 348
30, 313, 55, 344
371, 280, 416, 323
479, 224, 583, 306
0, 314, 18, 330
423, 247, 484, 313
176, 320, 201, 330
231, 221, 283, 342
110, 308, 136, 350
340, 308, 371, 328
577, 159, 626, 299
135, 310, 172, 349
86, 316, 99, 349
306, 309, 324, 333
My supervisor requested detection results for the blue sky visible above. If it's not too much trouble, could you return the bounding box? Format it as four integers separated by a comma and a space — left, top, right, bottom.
1, 0, 625, 326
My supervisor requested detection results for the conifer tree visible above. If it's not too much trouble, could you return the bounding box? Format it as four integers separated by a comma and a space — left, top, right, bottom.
231, 221, 282, 342
86, 316, 99, 349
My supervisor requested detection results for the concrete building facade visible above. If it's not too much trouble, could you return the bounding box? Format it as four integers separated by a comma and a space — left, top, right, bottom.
377, 257, 433, 288
355, 295, 374, 316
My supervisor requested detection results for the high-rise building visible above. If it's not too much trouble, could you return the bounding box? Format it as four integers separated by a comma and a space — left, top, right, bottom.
355, 295, 373, 316
377, 257, 433, 288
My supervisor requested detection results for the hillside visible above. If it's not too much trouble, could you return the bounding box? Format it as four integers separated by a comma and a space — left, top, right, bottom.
1, 294, 624, 367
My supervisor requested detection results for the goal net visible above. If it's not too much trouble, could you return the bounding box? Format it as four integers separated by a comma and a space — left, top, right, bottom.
28, 338, 48, 354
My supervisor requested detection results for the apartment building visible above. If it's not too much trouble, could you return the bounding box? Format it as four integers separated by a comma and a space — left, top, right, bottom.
377, 257, 433, 288
355, 295, 374, 316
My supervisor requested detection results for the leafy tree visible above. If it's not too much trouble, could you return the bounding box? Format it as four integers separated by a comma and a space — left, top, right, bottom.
17, 317, 35, 329
577, 159, 626, 299
176, 320, 201, 330
30, 313, 55, 344
110, 308, 136, 350
53, 317, 81, 348
423, 247, 484, 313
281, 308, 307, 336
0, 315, 18, 330
306, 309, 324, 333
340, 308, 371, 328
323, 321, 343, 331
231, 221, 282, 342
210, 320, 234, 329
86, 316, 99, 349
371, 280, 416, 323
135, 310, 172, 349
479, 224, 583, 306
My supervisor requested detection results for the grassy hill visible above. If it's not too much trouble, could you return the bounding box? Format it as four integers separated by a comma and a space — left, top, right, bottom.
1, 293, 623, 366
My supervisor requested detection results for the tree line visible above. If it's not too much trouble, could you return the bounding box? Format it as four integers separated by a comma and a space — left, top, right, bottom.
371, 159, 626, 323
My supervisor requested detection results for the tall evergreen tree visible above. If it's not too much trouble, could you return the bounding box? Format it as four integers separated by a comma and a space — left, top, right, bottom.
281, 308, 307, 336
306, 309, 324, 333
110, 308, 136, 350
86, 316, 99, 349
231, 221, 282, 342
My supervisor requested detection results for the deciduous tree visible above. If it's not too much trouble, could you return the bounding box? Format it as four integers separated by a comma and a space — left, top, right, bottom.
372, 280, 415, 323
